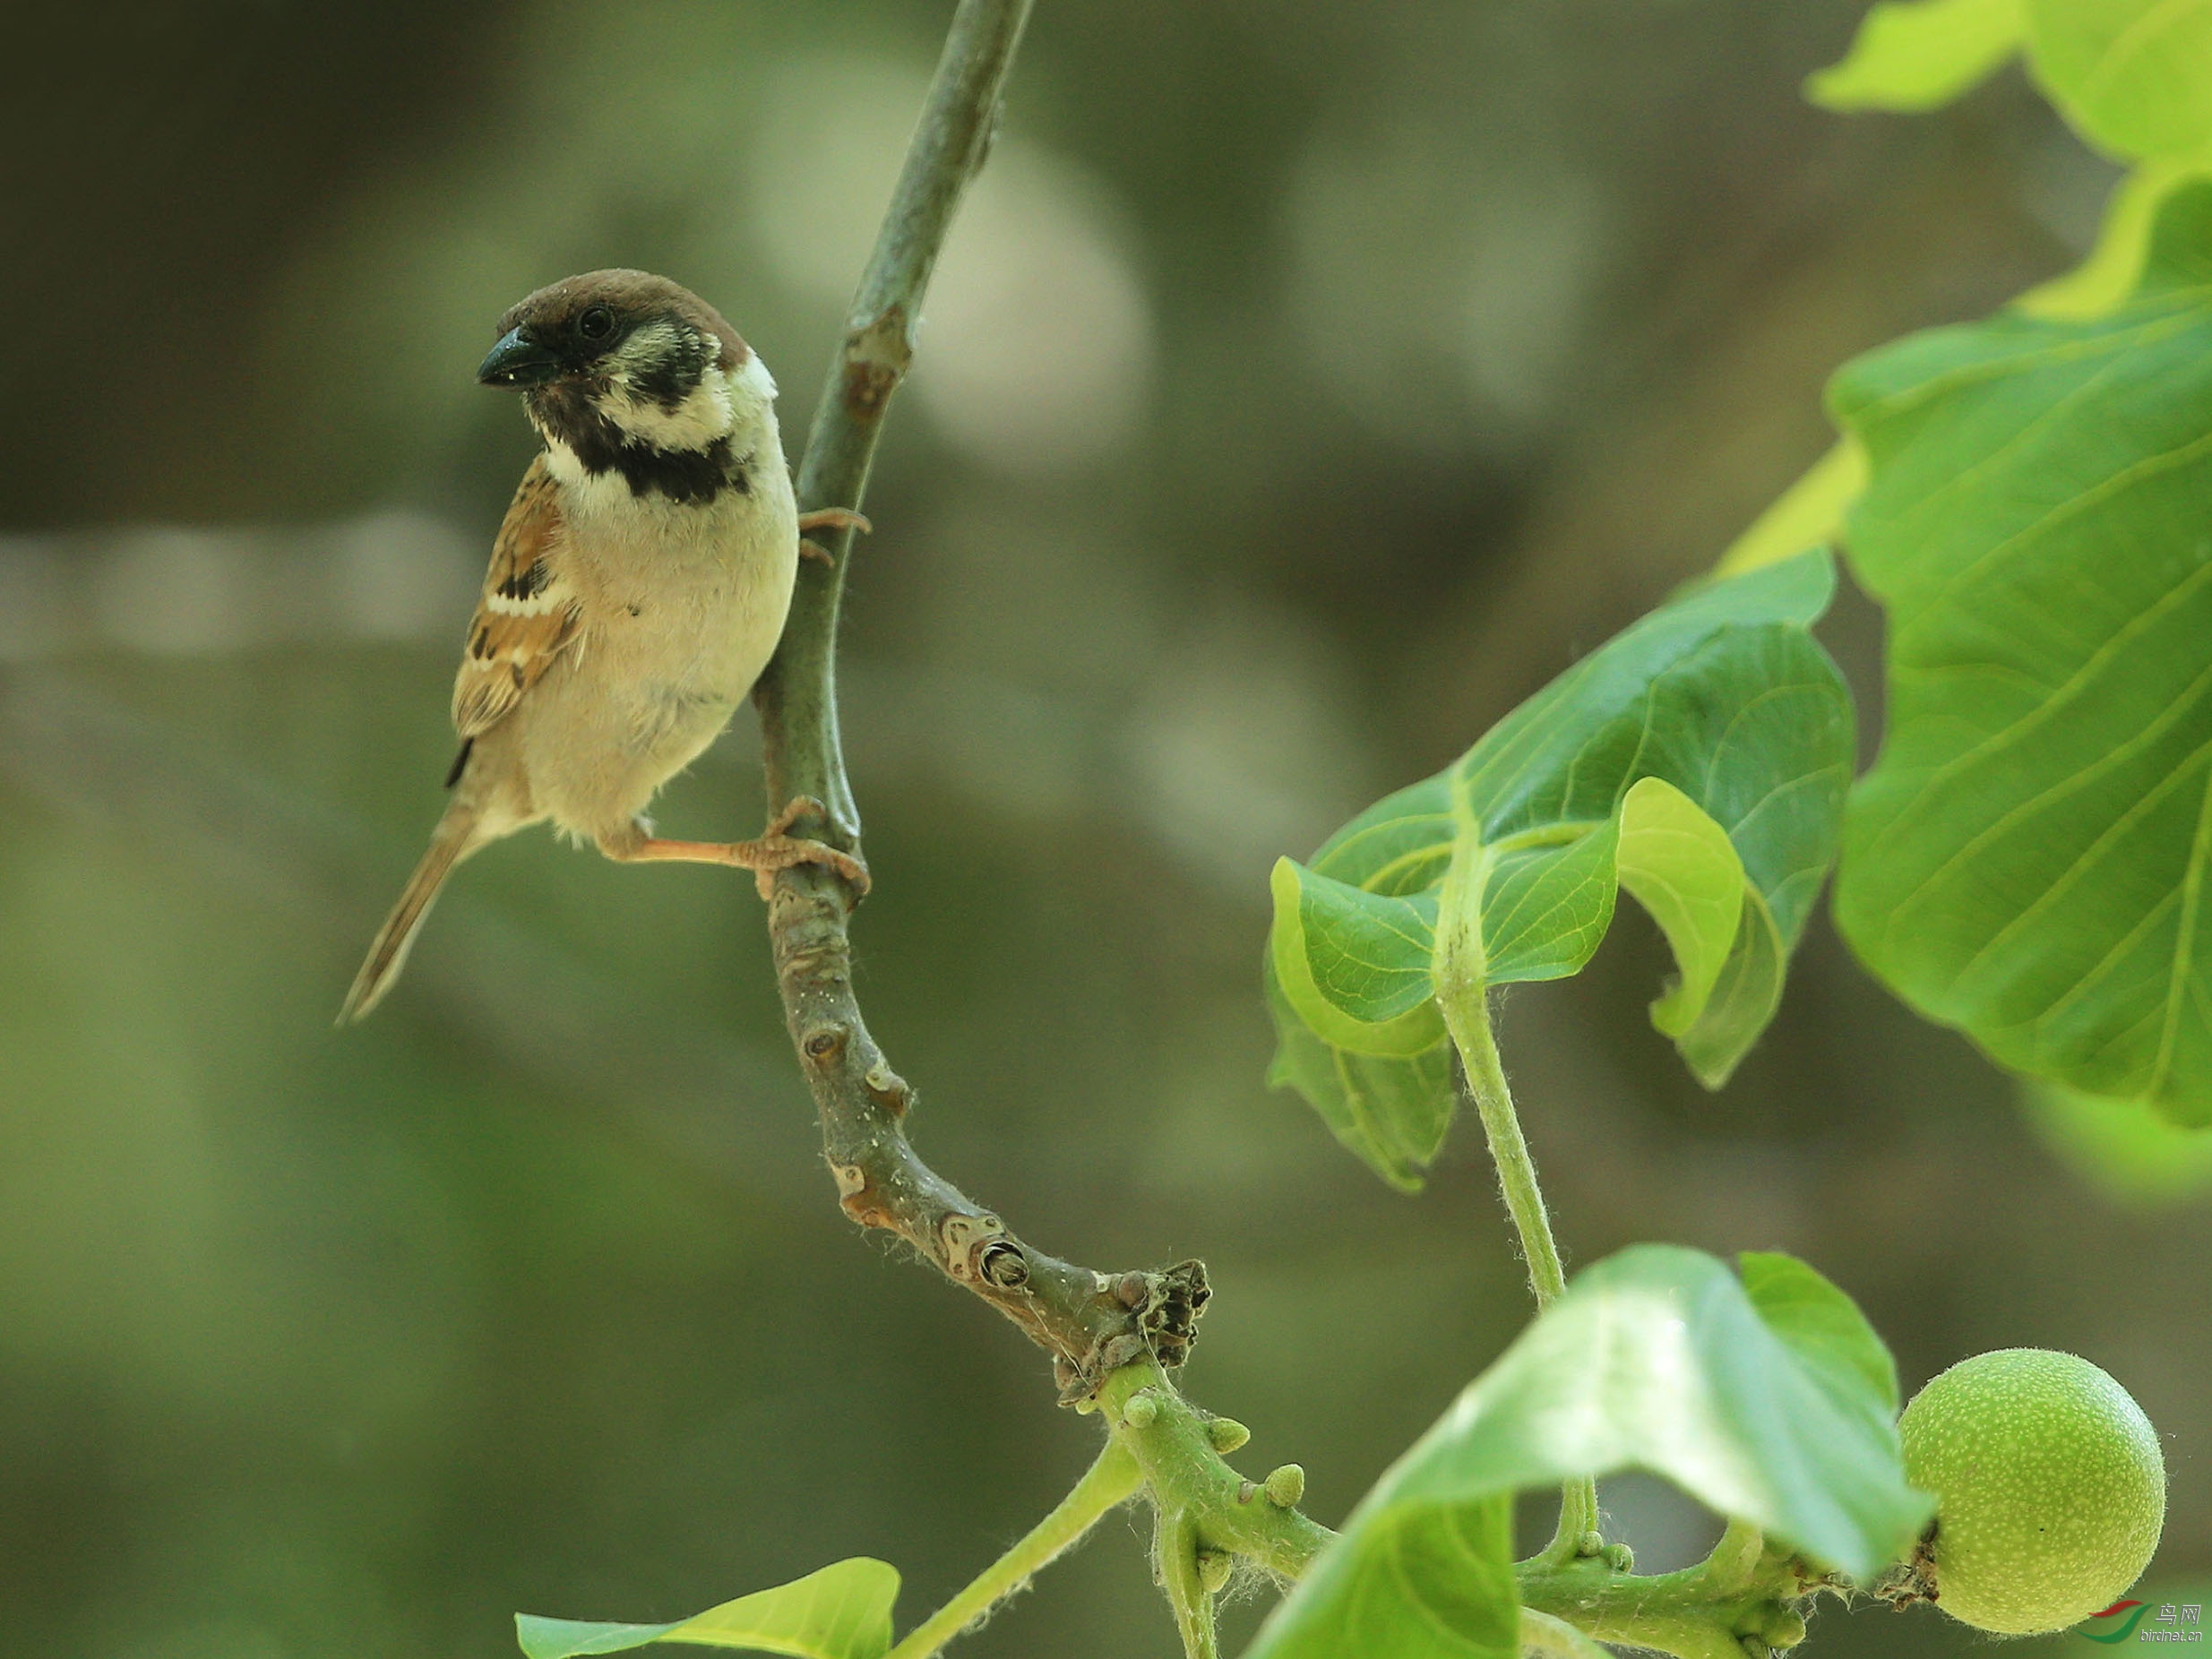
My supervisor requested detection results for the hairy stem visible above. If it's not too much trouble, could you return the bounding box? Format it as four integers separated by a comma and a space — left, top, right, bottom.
1434, 969, 1598, 1561
1100, 1359, 1335, 1585
1516, 1544, 1814, 1659
883, 1440, 1144, 1659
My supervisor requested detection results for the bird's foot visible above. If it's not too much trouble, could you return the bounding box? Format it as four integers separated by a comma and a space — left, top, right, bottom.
602, 797, 869, 901
797, 507, 871, 567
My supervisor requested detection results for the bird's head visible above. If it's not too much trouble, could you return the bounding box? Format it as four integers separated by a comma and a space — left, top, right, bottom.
478, 271, 777, 495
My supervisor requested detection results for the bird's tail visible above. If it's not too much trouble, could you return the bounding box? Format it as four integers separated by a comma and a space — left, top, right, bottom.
338, 804, 482, 1024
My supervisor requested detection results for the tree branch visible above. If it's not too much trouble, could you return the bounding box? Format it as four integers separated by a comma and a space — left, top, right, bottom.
752, 0, 1195, 1397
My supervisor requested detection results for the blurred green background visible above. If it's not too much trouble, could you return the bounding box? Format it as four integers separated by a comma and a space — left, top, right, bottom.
4, 3, 2204, 1655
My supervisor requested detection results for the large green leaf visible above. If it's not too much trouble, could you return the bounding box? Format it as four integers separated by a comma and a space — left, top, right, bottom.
1243, 1248, 1931, 1659
1267, 553, 1854, 1188
515, 1560, 899, 1659
1831, 178, 2212, 1126
1807, 0, 2024, 114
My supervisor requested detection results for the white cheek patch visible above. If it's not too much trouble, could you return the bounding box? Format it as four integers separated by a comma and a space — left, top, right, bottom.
590, 322, 748, 454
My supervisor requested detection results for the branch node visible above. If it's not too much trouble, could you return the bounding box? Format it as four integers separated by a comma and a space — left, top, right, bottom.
840, 306, 912, 419
979, 1239, 1030, 1289
862, 1062, 911, 1113
940, 1210, 1009, 1279
803, 1023, 850, 1065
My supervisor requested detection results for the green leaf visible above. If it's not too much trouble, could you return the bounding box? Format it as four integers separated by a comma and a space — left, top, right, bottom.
1266, 552, 1855, 1184
1738, 1251, 1901, 1418
515, 1560, 899, 1659
2026, 0, 2212, 165
1672, 887, 1786, 1088
1241, 1497, 1518, 1659
1616, 778, 1750, 1037
1832, 177, 2212, 1125
1244, 1247, 1930, 1659
1807, 0, 2025, 113
1270, 859, 1446, 1054
1264, 960, 1457, 1191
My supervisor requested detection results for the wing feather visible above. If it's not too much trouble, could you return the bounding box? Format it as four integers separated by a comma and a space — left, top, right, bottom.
450, 455, 581, 739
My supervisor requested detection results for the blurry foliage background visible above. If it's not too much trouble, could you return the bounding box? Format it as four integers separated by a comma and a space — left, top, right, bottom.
3, 3, 2204, 1655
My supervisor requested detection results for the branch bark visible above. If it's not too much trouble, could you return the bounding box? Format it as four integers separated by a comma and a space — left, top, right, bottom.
752, 0, 1200, 1397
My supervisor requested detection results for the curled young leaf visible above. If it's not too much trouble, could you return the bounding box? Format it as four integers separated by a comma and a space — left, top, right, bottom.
1265, 552, 1854, 1187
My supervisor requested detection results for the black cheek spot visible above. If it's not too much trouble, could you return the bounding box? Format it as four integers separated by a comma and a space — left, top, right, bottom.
539, 393, 744, 505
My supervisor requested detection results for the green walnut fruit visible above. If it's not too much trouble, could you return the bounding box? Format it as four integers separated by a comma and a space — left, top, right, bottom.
1898, 1348, 2165, 1636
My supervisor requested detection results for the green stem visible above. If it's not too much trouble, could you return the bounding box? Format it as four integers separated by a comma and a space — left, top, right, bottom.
1100, 1360, 1336, 1584
1156, 1509, 1221, 1659
1518, 1553, 1785, 1659
1514, 1527, 1819, 1659
1434, 980, 1598, 1562
883, 1440, 1144, 1659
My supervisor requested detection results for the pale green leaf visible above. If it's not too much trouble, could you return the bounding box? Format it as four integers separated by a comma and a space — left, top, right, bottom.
1807, 0, 2024, 113
1715, 438, 1867, 576
1616, 778, 1749, 1036
1266, 553, 1854, 1183
2018, 160, 2204, 320
2021, 1079, 2212, 1205
1673, 887, 1786, 1088
1831, 177, 2212, 1124
1244, 1248, 1930, 1659
2026, 0, 2212, 164
516, 1560, 899, 1659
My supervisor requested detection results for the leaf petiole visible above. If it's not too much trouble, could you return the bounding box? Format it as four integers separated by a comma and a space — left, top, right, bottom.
882, 1440, 1143, 1659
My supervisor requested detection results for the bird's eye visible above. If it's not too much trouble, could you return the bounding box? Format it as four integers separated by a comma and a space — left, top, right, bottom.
576, 305, 616, 342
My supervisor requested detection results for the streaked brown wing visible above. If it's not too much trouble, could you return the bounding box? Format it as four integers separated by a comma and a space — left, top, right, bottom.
450, 454, 582, 739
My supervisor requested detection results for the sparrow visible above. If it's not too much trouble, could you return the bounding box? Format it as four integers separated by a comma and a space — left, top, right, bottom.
339, 270, 868, 1023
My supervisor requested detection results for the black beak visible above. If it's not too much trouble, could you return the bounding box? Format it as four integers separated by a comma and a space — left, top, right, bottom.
477, 327, 564, 388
